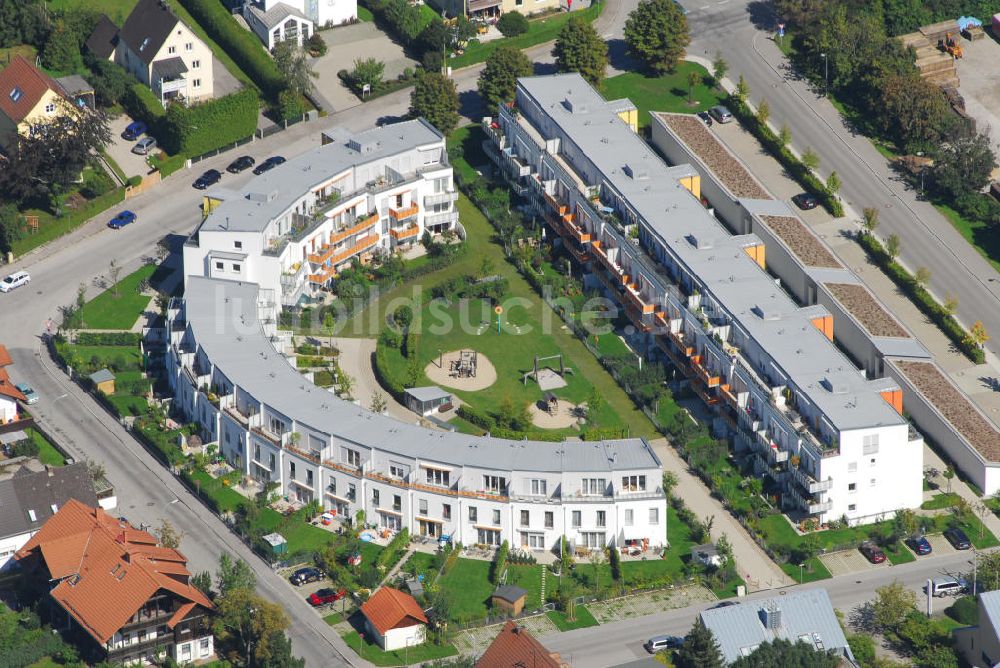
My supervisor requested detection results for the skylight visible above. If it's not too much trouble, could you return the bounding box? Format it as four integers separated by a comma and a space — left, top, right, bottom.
9, 87, 22, 102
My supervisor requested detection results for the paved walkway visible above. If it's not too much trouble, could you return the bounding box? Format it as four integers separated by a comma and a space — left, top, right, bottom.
329, 336, 412, 421
650, 438, 794, 591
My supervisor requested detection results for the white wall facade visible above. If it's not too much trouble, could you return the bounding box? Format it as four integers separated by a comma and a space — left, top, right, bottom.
117, 19, 214, 103
367, 618, 426, 651
0, 395, 18, 424
0, 530, 31, 571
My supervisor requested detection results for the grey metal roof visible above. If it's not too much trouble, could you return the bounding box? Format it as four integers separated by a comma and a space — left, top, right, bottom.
151, 56, 188, 82
89, 369, 115, 384
0, 463, 98, 540
198, 119, 445, 234
184, 276, 661, 473
119, 0, 179, 66
404, 386, 451, 402
699, 588, 853, 664
247, 1, 312, 29
55, 74, 93, 98
516, 74, 904, 433
492, 585, 527, 603
85, 14, 119, 60
0, 430, 28, 446
979, 590, 1000, 634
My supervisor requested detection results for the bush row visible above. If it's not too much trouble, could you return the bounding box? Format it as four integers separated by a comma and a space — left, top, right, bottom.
858, 232, 984, 363
75, 331, 142, 346
374, 343, 406, 399
176, 0, 284, 99
376, 527, 411, 570
456, 405, 566, 441
404, 331, 420, 360
727, 96, 843, 217
430, 275, 508, 302
489, 539, 510, 584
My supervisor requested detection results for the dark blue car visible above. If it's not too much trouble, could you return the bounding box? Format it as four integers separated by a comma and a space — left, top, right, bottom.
122, 121, 147, 141
252, 155, 286, 175
107, 210, 137, 229
908, 535, 933, 555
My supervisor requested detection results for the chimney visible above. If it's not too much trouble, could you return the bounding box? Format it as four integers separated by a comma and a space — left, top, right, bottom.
759, 604, 782, 630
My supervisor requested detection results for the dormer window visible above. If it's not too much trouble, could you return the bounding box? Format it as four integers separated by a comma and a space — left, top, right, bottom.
9, 87, 22, 102
140, 37, 149, 52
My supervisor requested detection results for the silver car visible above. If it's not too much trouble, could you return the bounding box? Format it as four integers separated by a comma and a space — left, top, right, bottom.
132, 136, 157, 155
709, 105, 734, 123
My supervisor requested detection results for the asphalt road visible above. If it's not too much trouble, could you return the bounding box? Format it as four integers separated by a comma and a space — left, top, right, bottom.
687, 1, 1000, 360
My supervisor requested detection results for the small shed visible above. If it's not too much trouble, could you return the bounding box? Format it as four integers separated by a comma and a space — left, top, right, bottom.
691, 543, 723, 568
404, 386, 453, 416
262, 532, 288, 559
491, 584, 528, 617
0, 429, 29, 455
88, 369, 116, 395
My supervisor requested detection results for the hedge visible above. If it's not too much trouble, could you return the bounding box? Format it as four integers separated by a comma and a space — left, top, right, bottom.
727, 95, 844, 217
857, 232, 984, 363
75, 331, 142, 346
609, 542, 622, 581
456, 405, 566, 441
375, 527, 410, 570
374, 344, 406, 399
177, 0, 284, 99
489, 539, 509, 584
166, 88, 259, 156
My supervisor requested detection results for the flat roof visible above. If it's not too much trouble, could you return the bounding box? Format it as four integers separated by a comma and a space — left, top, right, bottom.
824, 283, 909, 339
198, 119, 445, 234
404, 386, 451, 402
517, 74, 903, 432
184, 276, 661, 473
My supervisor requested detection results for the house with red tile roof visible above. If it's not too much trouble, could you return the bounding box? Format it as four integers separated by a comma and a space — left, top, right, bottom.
0, 56, 76, 151
476, 621, 568, 668
360, 586, 428, 651
14, 499, 215, 665
0, 345, 26, 424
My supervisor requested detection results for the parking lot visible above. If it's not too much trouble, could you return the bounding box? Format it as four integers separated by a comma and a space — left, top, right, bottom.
819, 548, 893, 577
955, 31, 1000, 159
105, 114, 155, 180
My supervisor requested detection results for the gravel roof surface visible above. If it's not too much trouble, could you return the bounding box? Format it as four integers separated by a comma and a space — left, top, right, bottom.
760, 215, 842, 269
826, 283, 909, 339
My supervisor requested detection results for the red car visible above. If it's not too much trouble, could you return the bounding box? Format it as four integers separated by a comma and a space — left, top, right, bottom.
860, 541, 886, 564
308, 588, 347, 607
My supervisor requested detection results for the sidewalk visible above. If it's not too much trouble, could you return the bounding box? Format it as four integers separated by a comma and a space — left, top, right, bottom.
650, 438, 794, 591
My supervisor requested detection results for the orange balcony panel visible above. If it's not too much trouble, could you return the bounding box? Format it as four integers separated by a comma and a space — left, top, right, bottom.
309, 234, 381, 283
810, 315, 834, 342
391, 226, 420, 241
389, 204, 419, 221
880, 389, 903, 414
544, 191, 568, 215
329, 213, 378, 246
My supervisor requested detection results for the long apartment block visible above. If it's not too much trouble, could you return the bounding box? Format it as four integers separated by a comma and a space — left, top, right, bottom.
484, 74, 923, 525
183, 119, 459, 308
166, 276, 667, 552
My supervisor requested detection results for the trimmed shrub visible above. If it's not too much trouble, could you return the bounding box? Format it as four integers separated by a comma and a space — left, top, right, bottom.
489, 539, 509, 584
166, 88, 260, 156
609, 544, 622, 581
122, 82, 166, 133
75, 332, 142, 346
374, 344, 406, 399
497, 11, 529, 37
457, 404, 495, 431
126, 175, 143, 188
376, 527, 411, 570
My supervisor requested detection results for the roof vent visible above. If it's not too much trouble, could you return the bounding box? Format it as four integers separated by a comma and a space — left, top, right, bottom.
760, 604, 782, 630
348, 137, 379, 154
752, 305, 781, 321
562, 98, 588, 114
686, 234, 714, 250
821, 377, 847, 394
623, 163, 649, 180
246, 190, 278, 203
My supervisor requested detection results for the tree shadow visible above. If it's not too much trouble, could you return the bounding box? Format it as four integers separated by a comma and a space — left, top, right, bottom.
459, 89, 485, 121
746, 0, 776, 31
606, 38, 638, 73
534, 61, 559, 76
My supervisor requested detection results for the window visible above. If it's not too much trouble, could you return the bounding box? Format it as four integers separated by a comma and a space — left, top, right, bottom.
168, 46, 176, 54
848, 504, 857, 511
419, 499, 428, 515
483, 475, 506, 494
306, 469, 313, 485
193, 79, 201, 88
396, 194, 404, 207
393, 495, 401, 512
44, 102, 55, 113
232, 263, 241, 272
234, 241, 242, 249
289, 462, 296, 480
572, 511, 581, 528
268, 453, 275, 470
443, 504, 451, 520
848, 462, 857, 473
649, 508, 659, 524
192, 59, 201, 68
528, 479, 547, 495
389, 463, 406, 479
596, 511, 606, 527
185, 42, 193, 51
848, 482, 857, 492
520, 510, 529, 527
478, 528, 501, 546
215, 261, 224, 270
9, 86, 22, 102
327, 479, 336, 494
621, 475, 646, 492
254, 444, 261, 461
582, 478, 606, 495
425, 468, 450, 487
347, 483, 356, 501
372, 489, 380, 506
581, 532, 605, 548
469, 506, 477, 522
870, 458, 876, 466
344, 448, 361, 467
862, 434, 879, 455
492, 509, 501, 525
523, 533, 545, 549
624, 509, 634, 526
544, 511, 553, 529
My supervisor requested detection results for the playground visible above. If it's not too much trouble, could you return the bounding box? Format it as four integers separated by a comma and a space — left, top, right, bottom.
424, 349, 498, 391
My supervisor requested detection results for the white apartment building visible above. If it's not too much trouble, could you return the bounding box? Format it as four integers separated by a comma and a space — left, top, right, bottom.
485, 74, 923, 526
184, 119, 459, 308
165, 277, 667, 551
243, 0, 357, 48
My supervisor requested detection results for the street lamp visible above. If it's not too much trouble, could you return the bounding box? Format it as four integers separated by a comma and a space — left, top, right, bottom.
798, 563, 805, 584
916, 151, 926, 198
820, 53, 828, 94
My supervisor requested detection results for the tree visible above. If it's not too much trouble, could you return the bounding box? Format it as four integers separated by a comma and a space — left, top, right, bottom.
676, 618, 724, 668
192, 571, 213, 597
337, 371, 355, 399
973, 550, 1000, 592
711, 51, 728, 86
88, 59, 133, 107
890, 508, 917, 542
554, 17, 608, 87
370, 390, 387, 414
108, 259, 122, 297
885, 233, 900, 260
410, 72, 459, 134
0, 203, 22, 254
418, 20, 451, 55
715, 533, 734, 566
801, 147, 820, 171
662, 471, 679, 498
735, 75, 750, 102
217, 553, 257, 598
214, 586, 291, 667
272, 40, 317, 96
351, 57, 385, 91
262, 630, 305, 668
43, 20, 81, 73
944, 294, 959, 315
730, 638, 839, 668
915, 266, 931, 286
930, 129, 998, 200
624, 0, 691, 74
861, 207, 879, 235
496, 11, 529, 37
826, 171, 841, 195
778, 124, 791, 147
875, 72, 949, 151
305, 32, 327, 57
157, 519, 182, 548
755, 98, 769, 126
970, 321, 990, 348
75, 283, 87, 328
686, 70, 701, 104
477, 46, 533, 112
871, 581, 916, 633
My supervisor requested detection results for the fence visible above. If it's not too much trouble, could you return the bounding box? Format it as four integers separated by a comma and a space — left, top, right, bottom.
189, 134, 256, 164
125, 170, 161, 200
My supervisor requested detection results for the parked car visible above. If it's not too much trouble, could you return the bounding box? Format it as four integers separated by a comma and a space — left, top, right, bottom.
122, 121, 147, 140
908, 535, 933, 555
252, 155, 286, 175
645, 635, 684, 653
696, 111, 713, 126
290, 567, 324, 586
859, 541, 886, 564
226, 155, 255, 174
708, 105, 733, 123
307, 588, 347, 606
0, 270, 30, 292
926, 577, 967, 598
193, 169, 222, 190
791, 192, 819, 210
711, 600, 739, 609
944, 527, 972, 550
132, 136, 157, 155
14, 383, 38, 404
107, 210, 137, 229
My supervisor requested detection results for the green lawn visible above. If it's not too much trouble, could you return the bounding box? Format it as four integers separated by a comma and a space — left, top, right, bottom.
70, 345, 143, 372
436, 558, 495, 623
185, 468, 247, 513
71, 264, 156, 330
937, 203, 1000, 274
450, 3, 604, 68
921, 493, 961, 510
602, 63, 727, 129
547, 606, 599, 631
27, 429, 66, 466
448, 125, 491, 183
15, 188, 126, 257
106, 394, 149, 417
340, 629, 457, 666
48, 0, 136, 23
357, 5, 374, 21
884, 541, 916, 565
323, 612, 345, 625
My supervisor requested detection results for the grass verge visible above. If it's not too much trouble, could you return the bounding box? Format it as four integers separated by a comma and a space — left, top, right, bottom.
547, 606, 599, 631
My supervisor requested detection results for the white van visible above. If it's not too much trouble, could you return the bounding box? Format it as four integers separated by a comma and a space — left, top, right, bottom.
0, 271, 30, 292
927, 577, 967, 598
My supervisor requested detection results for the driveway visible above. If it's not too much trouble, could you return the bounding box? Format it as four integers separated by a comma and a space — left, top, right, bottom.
311, 23, 418, 114
106, 114, 155, 180
819, 548, 891, 577
212, 55, 243, 98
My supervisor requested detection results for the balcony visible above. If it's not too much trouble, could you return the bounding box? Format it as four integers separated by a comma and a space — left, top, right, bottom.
425, 210, 459, 227
544, 191, 568, 216
425, 191, 458, 207
308, 234, 381, 284
390, 225, 419, 241
324, 459, 362, 477
252, 425, 282, 446
389, 204, 419, 221
286, 444, 320, 465
788, 487, 832, 515
791, 464, 833, 494
624, 283, 655, 315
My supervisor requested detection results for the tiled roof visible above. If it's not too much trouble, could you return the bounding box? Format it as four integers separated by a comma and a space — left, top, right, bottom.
119, 0, 179, 66
0, 56, 65, 124
15, 499, 212, 644
361, 586, 427, 636
85, 14, 120, 60
0, 368, 26, 401
0, 462, 98, 540
476, 621, 561, 668
0, 345, 13, 366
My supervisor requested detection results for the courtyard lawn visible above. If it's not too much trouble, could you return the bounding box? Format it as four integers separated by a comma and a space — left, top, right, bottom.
921, 492, 961, 510
341, 628, 457, 666
184, 468, 246, 513
602, 63, 728, 129
27, 429, 65, 466
449, 125, 490, 183
884, 541, 916, 566
323, 612, 345, 625
70, 345, 143, 372
106, 394, 149, 417
547, 606, 599, 631
71, 264, 156, 330
437, 558, 495, 623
